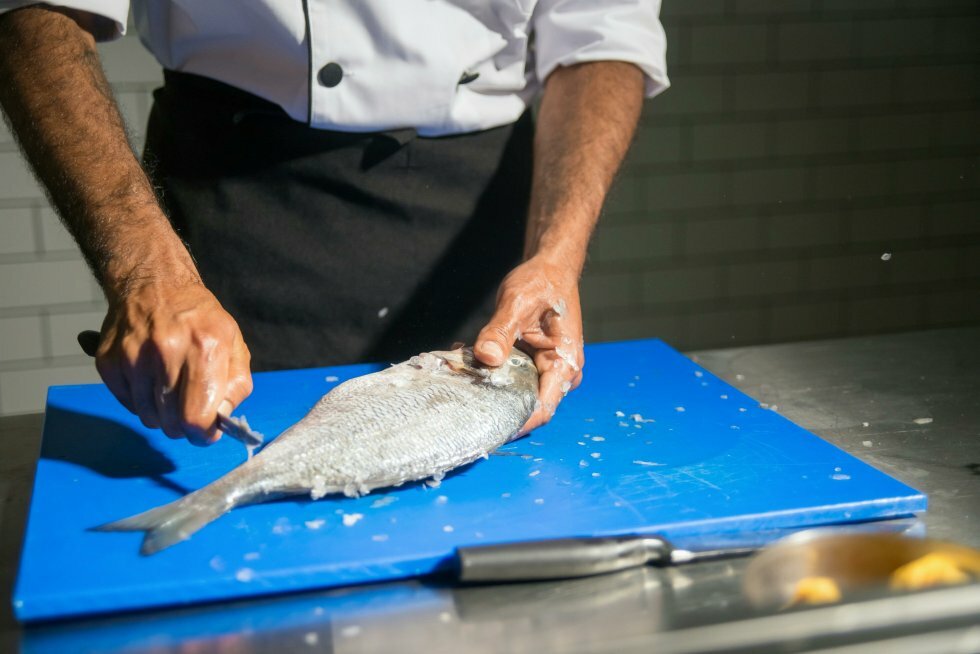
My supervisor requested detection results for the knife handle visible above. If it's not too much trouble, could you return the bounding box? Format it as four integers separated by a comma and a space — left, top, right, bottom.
456, 536, 672, 582
78, 330, 101, 357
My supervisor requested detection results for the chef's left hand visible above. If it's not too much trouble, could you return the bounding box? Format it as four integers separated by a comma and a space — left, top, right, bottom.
474, 256, 584, 434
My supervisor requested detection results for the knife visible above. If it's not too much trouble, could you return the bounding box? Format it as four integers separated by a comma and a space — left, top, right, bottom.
212, 412, 263, 450
456, 535, 756, 582
76, 329, 264, 450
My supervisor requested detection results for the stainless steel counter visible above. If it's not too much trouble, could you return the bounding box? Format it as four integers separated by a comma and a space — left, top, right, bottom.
2, 327, 979, 653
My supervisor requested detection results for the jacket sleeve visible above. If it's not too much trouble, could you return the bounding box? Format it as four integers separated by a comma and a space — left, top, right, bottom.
0, 1, 129, 41
531, 0, 670, 98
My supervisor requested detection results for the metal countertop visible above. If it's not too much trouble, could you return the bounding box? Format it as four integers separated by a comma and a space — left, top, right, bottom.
2, 327, 979, 653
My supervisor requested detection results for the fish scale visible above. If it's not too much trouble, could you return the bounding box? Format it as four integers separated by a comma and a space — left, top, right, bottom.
95, 346, 539, 555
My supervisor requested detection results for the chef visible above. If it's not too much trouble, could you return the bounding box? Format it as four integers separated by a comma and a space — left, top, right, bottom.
0, 1, 668, 445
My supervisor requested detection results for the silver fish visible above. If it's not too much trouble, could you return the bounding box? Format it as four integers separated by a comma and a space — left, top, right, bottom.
96, 346, 539, 554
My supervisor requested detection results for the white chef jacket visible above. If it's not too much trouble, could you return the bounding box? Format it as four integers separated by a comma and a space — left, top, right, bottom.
1, 1, 669, 136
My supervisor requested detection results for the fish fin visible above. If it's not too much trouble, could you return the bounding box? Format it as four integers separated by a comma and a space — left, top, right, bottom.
93, 502, 180, 532
93, 490, 233, 556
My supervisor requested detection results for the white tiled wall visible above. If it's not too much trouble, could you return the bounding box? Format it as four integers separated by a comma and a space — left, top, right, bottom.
0, 1, 978, 415
582, 0, 980, 348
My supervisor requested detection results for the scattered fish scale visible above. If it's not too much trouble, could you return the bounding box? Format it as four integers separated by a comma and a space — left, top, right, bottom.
554, 347, 580, 372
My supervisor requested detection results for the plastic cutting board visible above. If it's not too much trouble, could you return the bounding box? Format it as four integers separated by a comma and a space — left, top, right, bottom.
13, 339, 926, 622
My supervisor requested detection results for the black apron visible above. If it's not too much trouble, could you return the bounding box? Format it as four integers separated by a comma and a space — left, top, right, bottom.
143, 70, 532, 371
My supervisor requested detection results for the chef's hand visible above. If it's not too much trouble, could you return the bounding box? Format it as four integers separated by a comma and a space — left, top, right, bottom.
474, 257, 584, 434
94, 280, 253, 446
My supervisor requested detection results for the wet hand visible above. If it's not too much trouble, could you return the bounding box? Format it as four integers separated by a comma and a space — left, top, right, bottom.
94, 280, 253, 446
474, 257, 585, 434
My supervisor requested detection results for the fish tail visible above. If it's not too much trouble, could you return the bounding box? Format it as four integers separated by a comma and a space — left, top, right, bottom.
94, 483, 239, 555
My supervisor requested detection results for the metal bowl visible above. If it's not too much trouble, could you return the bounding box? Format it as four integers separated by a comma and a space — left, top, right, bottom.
742, 529, 980, 610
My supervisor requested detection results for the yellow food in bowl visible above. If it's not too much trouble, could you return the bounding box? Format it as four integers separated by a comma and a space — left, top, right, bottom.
789, 551, 977, 607
789, 576, 842, 606
889, 552, 973, 591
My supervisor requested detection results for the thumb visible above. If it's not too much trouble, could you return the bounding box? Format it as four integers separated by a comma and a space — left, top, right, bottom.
475, 307, 521, 367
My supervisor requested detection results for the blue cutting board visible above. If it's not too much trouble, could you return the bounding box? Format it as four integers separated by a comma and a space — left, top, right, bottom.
13, 339, 925, 622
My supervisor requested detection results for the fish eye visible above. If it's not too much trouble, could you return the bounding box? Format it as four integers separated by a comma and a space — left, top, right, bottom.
508, 356, 524, 366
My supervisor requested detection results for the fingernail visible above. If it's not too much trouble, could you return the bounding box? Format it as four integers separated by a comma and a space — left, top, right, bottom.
481, 341, 503, 362
217, 399, 233, 416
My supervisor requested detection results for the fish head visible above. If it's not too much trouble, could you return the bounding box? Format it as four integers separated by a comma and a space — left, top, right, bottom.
429, 346, 538, 392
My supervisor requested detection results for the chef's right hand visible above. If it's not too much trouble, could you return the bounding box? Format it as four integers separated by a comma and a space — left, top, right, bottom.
93, 280, 253, 446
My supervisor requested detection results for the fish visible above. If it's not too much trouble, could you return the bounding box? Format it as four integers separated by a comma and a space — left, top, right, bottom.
95, 346, 539, 555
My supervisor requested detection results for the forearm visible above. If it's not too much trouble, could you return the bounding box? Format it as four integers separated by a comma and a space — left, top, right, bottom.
0, 6, 198, 301
525, 61, 645, 273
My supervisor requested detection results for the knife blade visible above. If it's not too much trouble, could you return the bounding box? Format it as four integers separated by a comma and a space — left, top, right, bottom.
76, 329, 264, 451
214, 412, 263, 449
